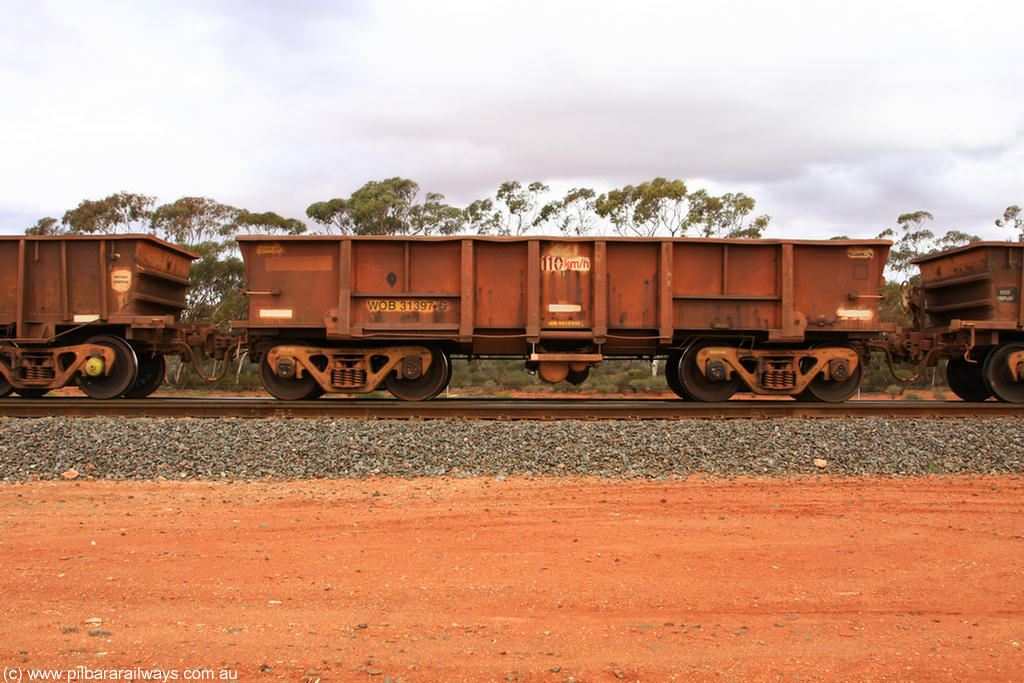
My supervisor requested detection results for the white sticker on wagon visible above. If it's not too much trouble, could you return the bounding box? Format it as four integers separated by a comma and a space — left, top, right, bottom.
259, 308, 294, 319
73, 314, 100, 323
110, 268, 132, 293
837, 308, 873, 320
548, 303, 582, 313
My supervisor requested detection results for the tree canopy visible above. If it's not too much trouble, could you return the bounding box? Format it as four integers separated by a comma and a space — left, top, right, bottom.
996, 205, 1023, 242
305, 178, 465, 236
593, 178, 769, 238
877, 210, 980, 280
62, 192, 156, 234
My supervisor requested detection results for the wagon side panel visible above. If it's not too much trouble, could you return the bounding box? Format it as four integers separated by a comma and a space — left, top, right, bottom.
671, 241, 781, 335
352, 240, 462, 334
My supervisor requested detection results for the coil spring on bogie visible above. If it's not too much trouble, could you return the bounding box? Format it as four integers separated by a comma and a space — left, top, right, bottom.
331, 367, 367, 388
760, 369, 796, 389
22, 366, 55, 380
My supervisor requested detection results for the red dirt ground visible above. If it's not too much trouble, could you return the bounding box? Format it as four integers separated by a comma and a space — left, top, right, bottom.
2, 477, 1022, 682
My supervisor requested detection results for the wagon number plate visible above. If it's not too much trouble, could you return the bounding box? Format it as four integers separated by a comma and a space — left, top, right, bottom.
366, 299, 448, 313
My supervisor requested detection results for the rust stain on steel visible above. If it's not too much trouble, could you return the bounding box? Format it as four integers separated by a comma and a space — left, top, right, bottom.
0, 235, 195, 342
237, 236, 892, 357
914, 242, 1024, 331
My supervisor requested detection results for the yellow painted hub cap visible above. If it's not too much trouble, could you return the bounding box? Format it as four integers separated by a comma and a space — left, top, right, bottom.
84, 356, 105, 377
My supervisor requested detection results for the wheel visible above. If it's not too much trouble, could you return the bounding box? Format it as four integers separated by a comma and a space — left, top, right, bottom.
259, 345, 323, 400
802, 347, 864, 403
679, 342, 741, 402
946, 355, 991, 402
15, 388, 49, 398
795, 388, 822, 402
76, 335, 138, 399
123, 352, 166, 398
983, 342, 1024, 403
665, 353, 689, 399
0, 373, 11, 397
384, 346, 451, 401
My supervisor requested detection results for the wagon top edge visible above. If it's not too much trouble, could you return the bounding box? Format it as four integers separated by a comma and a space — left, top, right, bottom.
235, 234, 894, 247
911, 241, 1024, 264
0, 233, 199, 259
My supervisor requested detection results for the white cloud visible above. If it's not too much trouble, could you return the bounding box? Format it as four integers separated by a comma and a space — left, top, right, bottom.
0, 0, 1021, 239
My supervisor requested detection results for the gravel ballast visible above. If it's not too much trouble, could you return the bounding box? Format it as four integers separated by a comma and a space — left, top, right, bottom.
1, 417, 1022, 481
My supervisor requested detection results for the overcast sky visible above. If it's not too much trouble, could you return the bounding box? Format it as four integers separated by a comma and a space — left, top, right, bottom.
1, 0, 1021, 239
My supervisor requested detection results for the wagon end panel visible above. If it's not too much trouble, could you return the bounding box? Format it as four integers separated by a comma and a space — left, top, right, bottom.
120, 239, 194, 318
241, 238, 341, 333
915, 243, 1024, 330
793, 242, 890, 337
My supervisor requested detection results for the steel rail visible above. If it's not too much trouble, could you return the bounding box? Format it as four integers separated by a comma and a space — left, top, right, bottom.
1, 397, 1022, 419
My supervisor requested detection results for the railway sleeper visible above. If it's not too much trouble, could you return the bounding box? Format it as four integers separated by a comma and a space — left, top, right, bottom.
693, 346, 862, 398
0, 343, 119, 392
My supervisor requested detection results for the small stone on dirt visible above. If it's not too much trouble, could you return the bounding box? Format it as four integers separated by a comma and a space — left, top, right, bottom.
813, 458, 828, 468
61, 468, 79, 480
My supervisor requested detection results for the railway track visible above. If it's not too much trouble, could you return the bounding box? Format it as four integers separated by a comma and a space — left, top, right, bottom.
1, 397, 1022, 419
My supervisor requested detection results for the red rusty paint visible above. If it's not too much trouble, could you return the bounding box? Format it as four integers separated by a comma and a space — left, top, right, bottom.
238, 235, 892, 357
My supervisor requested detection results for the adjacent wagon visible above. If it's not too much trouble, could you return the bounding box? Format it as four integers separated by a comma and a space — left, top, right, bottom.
0, 235, 227, 399
901, 242, 1024, 402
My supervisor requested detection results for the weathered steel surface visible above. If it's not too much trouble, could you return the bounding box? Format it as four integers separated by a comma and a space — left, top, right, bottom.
237, 236, 891, 357
2, 397, 1020, 420
914, 242, 1024, 333
0, 235, 196, 341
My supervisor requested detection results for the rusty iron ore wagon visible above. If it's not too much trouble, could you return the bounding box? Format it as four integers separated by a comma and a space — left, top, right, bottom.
237, 235, 892, 402
0, 235, 230, 399
886, 242, 1024, 402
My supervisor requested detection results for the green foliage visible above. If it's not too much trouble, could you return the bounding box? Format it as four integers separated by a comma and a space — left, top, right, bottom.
306, 178, 465, 235
594, 179, 768, 238
996, 204, 1023, 242
878, 211, 980, 280
688, 190, 771, 238
538, 187, 598, 236
595, 177, 689, 236
463, 198, 502, 235
877, 210, 935, 278
447, 359, 668, 396
409, 192, 466, 235
151, 196, 239, 245
347, 177, 420, 235
184, 241, 246, 325
62, 192, 156, 234
229, 209, 306, 235
25, 217, 61, 235
878, 280, 912, 326
305, 197, 352, 234
494, 180, 551, 235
